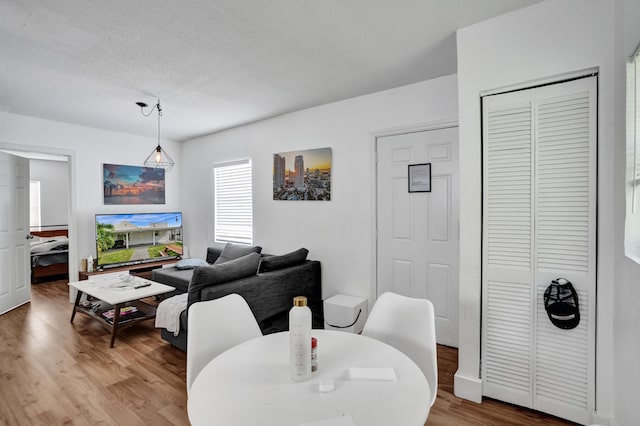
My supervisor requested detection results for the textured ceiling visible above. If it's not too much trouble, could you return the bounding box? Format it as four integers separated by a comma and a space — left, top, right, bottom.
0, 0, 540, 141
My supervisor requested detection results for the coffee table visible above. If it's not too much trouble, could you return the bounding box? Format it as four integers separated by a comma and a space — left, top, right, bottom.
69, 274, 175, 348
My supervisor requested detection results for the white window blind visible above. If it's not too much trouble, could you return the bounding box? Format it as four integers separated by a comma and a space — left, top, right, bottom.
213, 160, 253, 245
625, 46, 640, 263
30, 180, 41, 228
633, 54, 640, 211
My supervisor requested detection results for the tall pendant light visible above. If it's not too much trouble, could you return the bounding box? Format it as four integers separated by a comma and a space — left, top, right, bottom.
137, 99, 175, 172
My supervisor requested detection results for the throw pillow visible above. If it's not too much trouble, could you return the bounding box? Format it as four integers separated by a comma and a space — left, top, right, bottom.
175, 258, 209, 270
214, 243, 262, 264
259, 248, 309, 273
188, 252, 261, 307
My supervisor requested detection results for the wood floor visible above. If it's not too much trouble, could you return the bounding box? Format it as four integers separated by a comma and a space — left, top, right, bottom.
0, 280, 577, 425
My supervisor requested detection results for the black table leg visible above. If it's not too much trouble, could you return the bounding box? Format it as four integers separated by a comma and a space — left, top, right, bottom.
109, 303, 123, 348
70, 289, 83, 323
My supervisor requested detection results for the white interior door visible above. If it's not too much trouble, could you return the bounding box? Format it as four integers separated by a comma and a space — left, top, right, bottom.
481, 76, 596, 424
0, 152, 31, 315
376, 126, 459, 347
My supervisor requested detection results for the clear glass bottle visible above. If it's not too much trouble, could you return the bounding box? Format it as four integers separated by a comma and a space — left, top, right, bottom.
289, 296, 312, 381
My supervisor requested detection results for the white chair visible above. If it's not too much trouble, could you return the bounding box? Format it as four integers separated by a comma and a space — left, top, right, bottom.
361, 292, 438, 407
186, 293, 262, 394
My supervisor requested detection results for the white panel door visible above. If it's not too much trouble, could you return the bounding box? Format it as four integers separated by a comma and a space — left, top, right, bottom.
376, 126, 459, 347
0, 152, 31, 315
481, 76, 596, 425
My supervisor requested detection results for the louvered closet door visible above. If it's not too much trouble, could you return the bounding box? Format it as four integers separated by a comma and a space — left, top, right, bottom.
481, 76, 596, 425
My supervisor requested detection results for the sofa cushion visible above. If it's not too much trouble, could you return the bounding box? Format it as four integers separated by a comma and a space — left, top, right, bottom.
152, 267, 195, 293
259, 248, 309, 273
175, 258, 209, 270
214, 243, 262, 264
205, 242, 228, 264
188, 252, 261, 307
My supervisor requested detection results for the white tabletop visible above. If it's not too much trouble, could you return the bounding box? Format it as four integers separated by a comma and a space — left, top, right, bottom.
68, 274, 175, 305
188, 330, 431, 426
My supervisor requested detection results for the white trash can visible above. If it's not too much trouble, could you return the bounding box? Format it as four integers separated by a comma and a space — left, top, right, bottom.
323, 294, 367, 334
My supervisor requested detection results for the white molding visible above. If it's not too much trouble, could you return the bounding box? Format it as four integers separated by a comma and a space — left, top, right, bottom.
372, 118, 459, 139
454, 371, 482, 403
590, 411, 613, 426
480, 67, 599, 97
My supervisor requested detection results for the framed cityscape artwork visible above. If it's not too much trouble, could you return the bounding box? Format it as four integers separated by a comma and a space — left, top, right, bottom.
273, 147, 332, 201
103, 163, 165, 205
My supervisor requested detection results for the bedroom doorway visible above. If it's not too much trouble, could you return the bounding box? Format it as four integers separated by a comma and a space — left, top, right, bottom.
28, 155, 70, 283
0, 144, 75, 308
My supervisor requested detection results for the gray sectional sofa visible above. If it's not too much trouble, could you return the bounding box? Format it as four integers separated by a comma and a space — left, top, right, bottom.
152, 243, 323, 351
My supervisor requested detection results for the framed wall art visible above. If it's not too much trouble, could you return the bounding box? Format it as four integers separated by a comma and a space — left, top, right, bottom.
408, 163, 431, 193
273, 147, 332, 201
103, 163, 165, 205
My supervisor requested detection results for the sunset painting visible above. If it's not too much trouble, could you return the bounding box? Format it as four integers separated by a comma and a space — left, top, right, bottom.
103, 163, 165, 205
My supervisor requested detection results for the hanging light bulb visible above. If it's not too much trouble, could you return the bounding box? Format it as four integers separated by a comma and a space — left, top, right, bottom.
137, 99, 175, 172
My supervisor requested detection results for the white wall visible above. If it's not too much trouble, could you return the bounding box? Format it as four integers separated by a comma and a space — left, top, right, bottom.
30, 159, 69, 227
0, 111, 182, 281
181, 75, 458, 305
456, 0, 620, 422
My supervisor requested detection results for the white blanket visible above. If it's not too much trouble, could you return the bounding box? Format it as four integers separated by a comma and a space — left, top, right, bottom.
155, 293, 188, 336
30, 236, 68, 253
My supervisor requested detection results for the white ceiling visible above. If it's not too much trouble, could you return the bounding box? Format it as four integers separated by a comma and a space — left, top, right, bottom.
0, 0, 540, 142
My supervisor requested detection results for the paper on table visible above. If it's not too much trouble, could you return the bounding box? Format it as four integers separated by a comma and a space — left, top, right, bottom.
297, 415, 355, 426
348, 367, 397, 381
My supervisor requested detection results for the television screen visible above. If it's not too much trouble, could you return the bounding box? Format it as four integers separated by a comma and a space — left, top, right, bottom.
95, 212, 183, 269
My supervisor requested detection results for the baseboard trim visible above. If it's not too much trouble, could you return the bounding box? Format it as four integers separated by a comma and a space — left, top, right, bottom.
454, 370, 482, 403
590, 411, 613, 426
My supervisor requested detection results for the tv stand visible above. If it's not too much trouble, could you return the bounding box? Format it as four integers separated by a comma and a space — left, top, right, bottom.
79, 258, 178, 281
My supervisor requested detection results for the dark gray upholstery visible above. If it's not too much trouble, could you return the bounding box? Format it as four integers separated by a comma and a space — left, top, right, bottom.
258, 248, 308, 273
154, 245, 322, 351
187, 252, 261, 308
214, 243, 262, 264
151, 267, 194, 294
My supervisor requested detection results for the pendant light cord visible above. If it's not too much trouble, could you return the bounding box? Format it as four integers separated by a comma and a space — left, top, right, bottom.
137, 99, 163, 147
157, 101, 162, 147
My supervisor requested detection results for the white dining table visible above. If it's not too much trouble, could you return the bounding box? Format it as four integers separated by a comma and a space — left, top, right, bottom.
188, 329, 431, 426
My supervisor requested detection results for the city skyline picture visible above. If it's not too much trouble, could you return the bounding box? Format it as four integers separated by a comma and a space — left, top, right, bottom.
273, 147, 332, 201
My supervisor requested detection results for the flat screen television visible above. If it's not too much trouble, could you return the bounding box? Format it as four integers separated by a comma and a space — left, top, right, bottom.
95, 212, 183, 269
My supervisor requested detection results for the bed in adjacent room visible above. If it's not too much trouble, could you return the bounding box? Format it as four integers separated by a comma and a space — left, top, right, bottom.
30, 228, 69, 283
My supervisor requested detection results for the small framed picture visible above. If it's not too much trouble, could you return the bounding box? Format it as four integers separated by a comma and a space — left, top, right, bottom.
408, 163, 431, 193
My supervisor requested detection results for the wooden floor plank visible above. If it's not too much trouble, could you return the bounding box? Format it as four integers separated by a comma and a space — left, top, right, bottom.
0, 279, 576, 425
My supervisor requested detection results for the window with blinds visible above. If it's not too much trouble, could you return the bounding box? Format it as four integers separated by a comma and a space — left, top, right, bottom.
625, 46, 640, 263
213, 160, 253, 245
632, 53, 640, 211
30, 180, 41, 228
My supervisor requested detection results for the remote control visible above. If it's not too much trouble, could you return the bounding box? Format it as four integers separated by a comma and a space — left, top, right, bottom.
133, 283, 152, 289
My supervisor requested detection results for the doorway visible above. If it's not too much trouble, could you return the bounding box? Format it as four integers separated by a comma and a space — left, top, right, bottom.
28, 156, 70, 283
0, 144, 76, 310
375, 123, 459, 347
